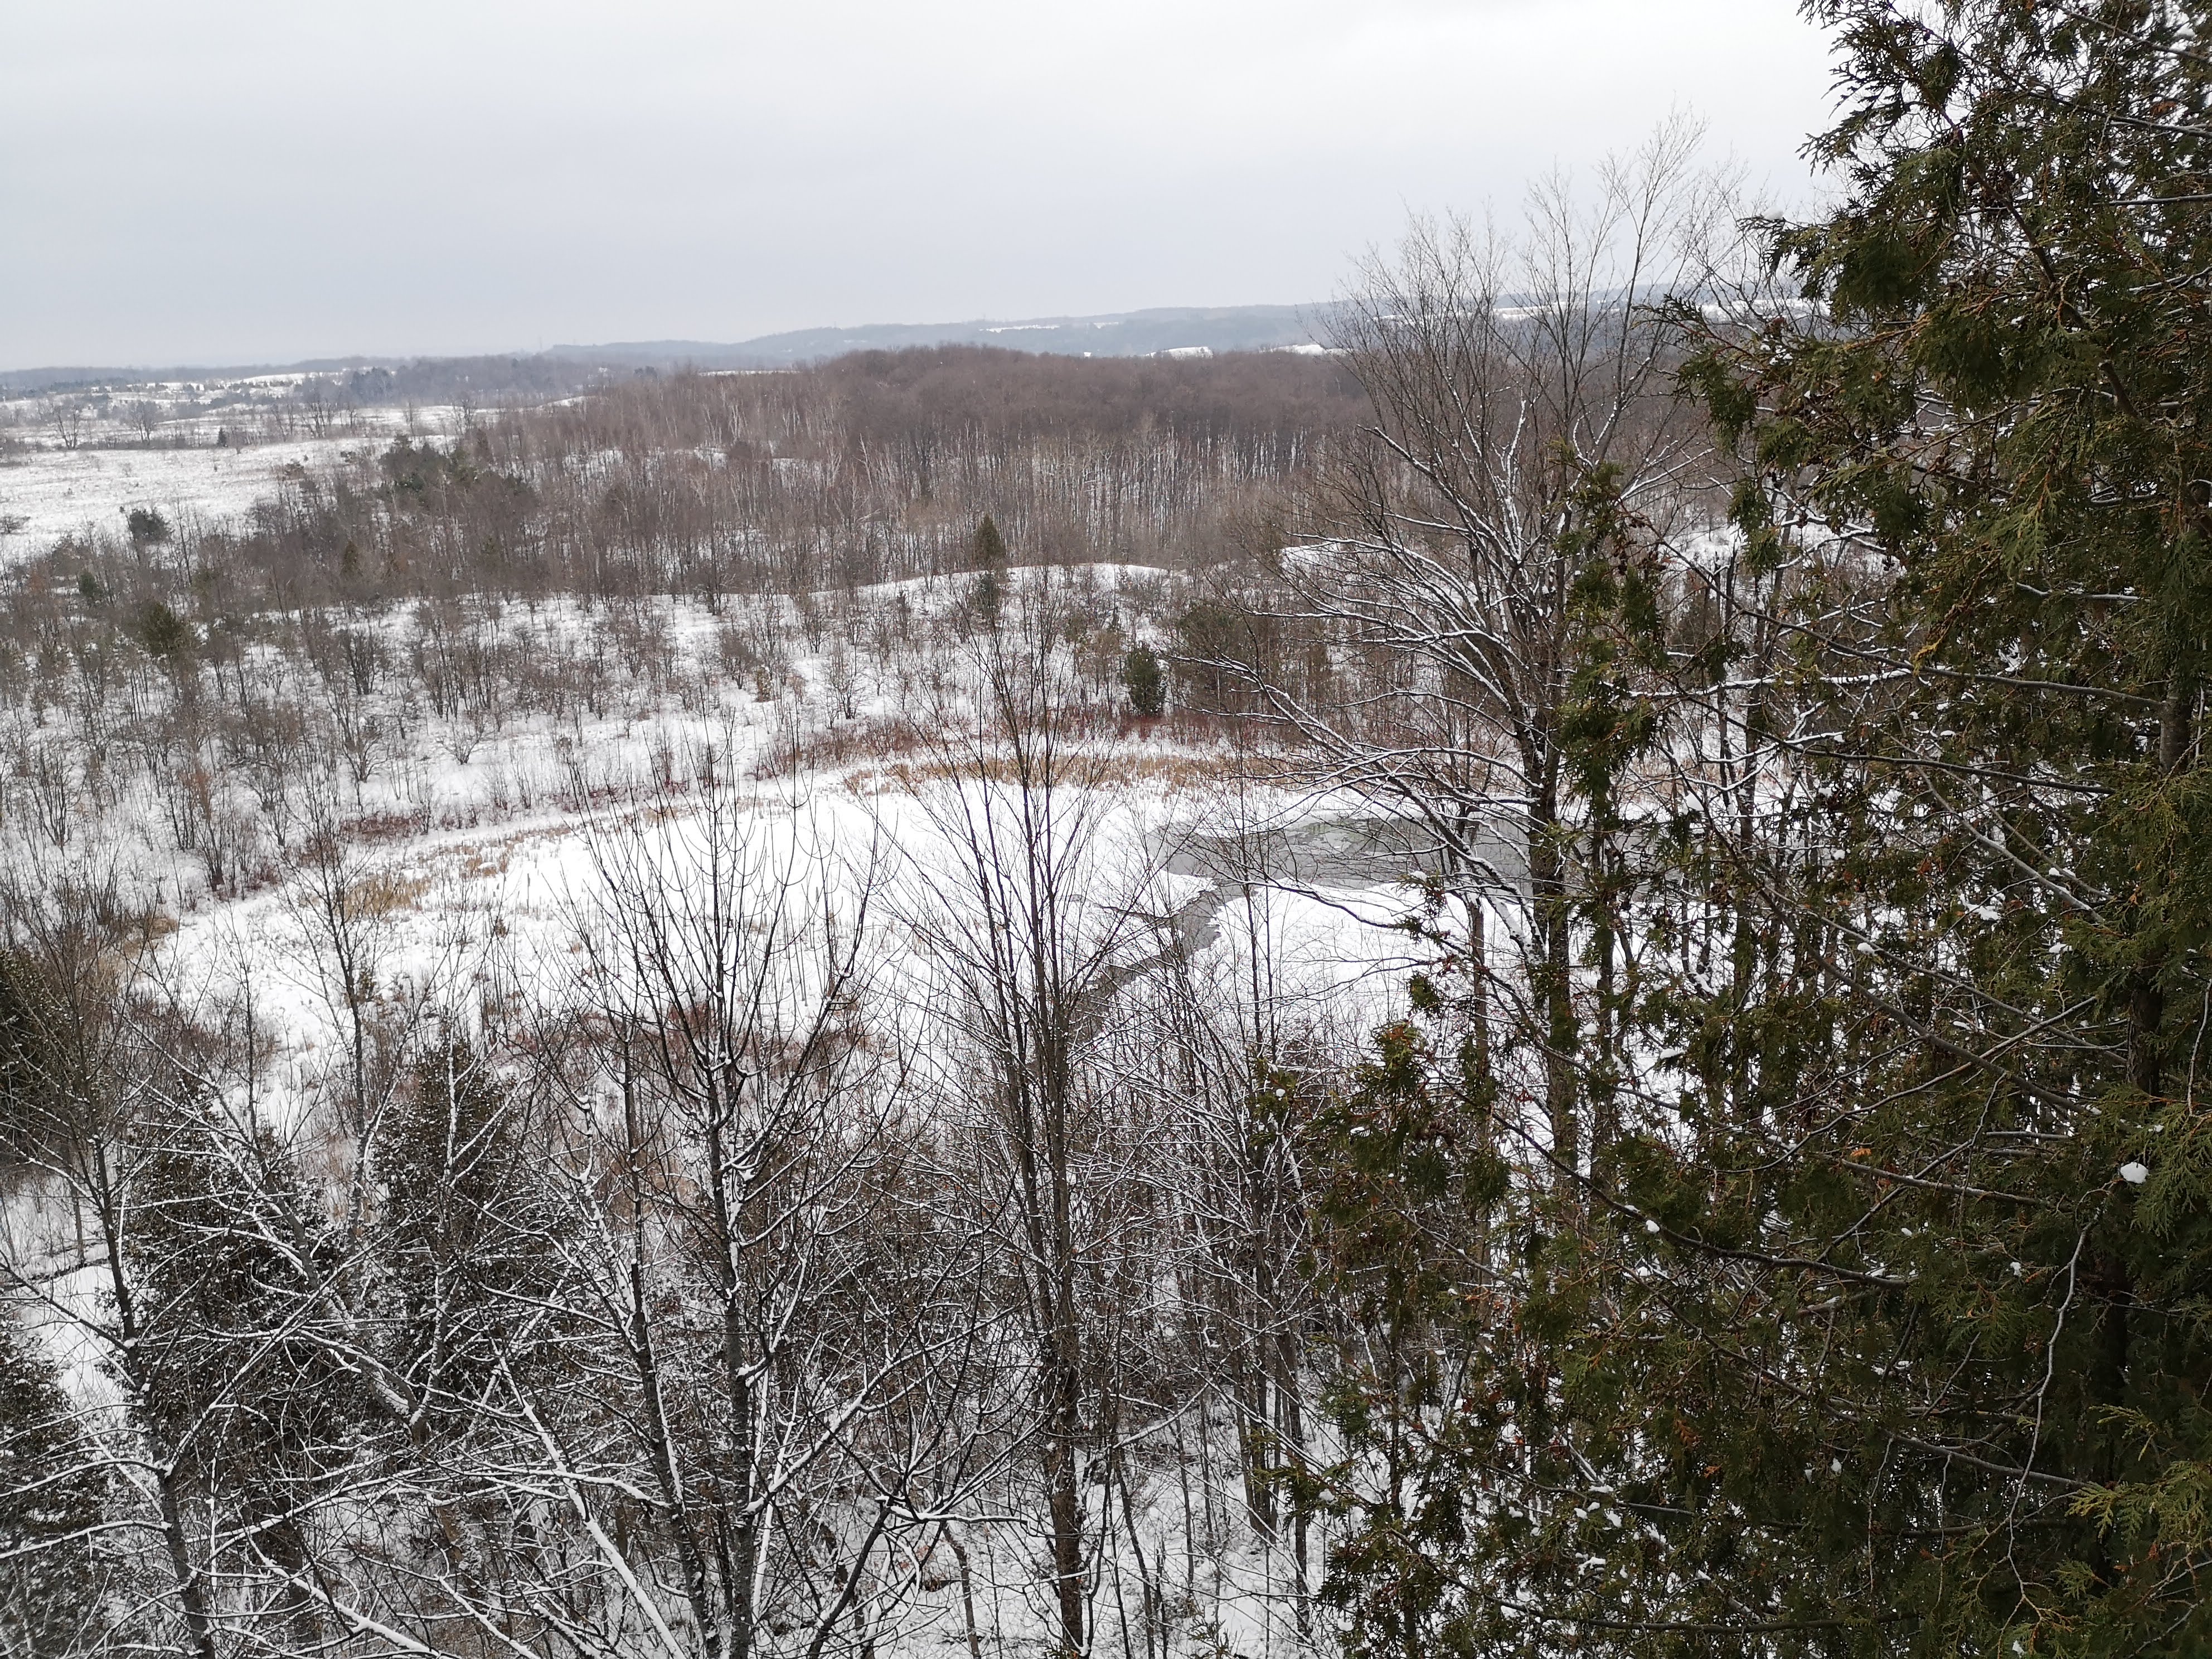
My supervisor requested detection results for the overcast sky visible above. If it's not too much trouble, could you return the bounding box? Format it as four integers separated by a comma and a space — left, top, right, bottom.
1, 1, 1837, 370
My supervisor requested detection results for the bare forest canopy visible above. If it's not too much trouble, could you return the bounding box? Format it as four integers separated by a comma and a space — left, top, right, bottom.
0, 304, 1340, 395
0, 355, 612, 404
20, 346, 1368, 612
548, 303, 1339, 368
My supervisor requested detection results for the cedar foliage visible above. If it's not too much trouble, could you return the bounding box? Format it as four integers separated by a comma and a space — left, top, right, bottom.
1121, 644, 1165, 717
1306, 4, 2212, 1655
0, 1321, 106, 1656
376, 1035, 557, 1422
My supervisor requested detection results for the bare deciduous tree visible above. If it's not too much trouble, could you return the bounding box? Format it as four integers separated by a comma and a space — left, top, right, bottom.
1251, 122, 1727, 1170
906, 620, 1162, 1658
542, 754, 987, 1659
43, 401, 86, 453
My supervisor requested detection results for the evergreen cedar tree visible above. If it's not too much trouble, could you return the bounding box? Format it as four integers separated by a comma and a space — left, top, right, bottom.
0, 961, 106, 1651
970, 516, 1007, 629
1306, 3, 2212, 1656
1122, 644, 1166, 717
972, 514, 1007, 571
0, 1321, 105, 1653
135, 600, 191, 661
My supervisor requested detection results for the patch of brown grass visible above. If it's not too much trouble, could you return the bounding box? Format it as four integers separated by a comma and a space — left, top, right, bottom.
351, 870, 432, 915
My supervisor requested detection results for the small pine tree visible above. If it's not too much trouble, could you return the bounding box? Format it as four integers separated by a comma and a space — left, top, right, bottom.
124, 507, 171, 546
971, 566, 1002, 631
379, 1035, 549, 1417
1122, 645, 1165, 717
134, 600, 191, 661
125, 1091, 361, 1642
971, 514, 1007, 570
968, 515, 1009, 630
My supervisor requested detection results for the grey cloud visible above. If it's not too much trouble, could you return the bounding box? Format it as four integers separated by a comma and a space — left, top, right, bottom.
0, 1, 1834, 367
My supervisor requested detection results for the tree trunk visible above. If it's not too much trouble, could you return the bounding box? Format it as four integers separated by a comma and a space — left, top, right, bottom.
1526, 772, 1576, 1176
2129, 675, 2194, 1098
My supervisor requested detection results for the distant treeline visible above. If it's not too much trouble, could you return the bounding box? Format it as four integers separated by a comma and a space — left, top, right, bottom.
0, 354, 610, 402
30, 346, 1366, 609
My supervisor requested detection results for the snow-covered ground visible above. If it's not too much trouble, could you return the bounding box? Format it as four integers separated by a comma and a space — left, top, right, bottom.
4, 542, 1429, 1136
0, 390, 1419, 1653
0, 432, 413, 555
0, 376, 467, 559
154, 766, 1423, 1102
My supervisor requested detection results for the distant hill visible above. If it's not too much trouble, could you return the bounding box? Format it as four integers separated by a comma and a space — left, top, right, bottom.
549, 304, 1340, 368
1, 305, 1342, 395
0, 355, 614, 400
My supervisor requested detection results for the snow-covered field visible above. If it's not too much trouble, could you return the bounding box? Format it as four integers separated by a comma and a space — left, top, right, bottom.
155, 764, 1423, 1105
0, 430, 420, 555
23, 698, 1411, 1656
0, 376, 464, 558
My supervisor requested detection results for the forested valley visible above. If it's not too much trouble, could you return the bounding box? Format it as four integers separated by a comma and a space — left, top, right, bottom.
3, 6, 2211, 1657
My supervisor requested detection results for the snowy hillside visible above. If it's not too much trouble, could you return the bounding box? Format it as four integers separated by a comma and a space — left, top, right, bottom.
0, 350, 1433, 1659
